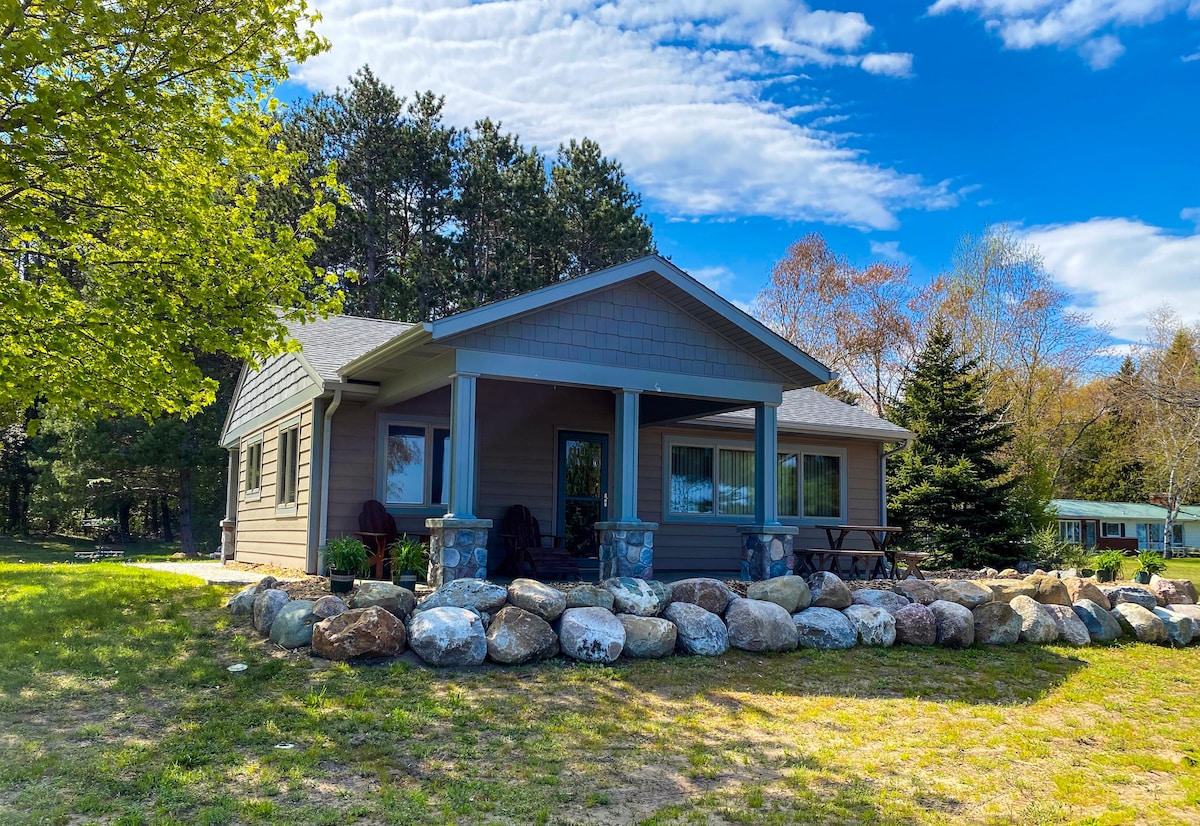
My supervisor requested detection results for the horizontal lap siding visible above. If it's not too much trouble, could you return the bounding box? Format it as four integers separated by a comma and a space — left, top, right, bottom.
234, 404, 314, 569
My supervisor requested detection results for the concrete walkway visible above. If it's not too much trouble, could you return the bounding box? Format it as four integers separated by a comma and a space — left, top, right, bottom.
129, 561, 302, 586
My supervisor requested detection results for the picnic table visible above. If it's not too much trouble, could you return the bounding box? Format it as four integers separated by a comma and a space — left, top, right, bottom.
797, 524, 926, 580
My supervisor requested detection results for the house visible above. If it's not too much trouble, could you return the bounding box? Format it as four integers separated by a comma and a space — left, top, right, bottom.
1050, 499, 1200, 552
217, 255, 913, 584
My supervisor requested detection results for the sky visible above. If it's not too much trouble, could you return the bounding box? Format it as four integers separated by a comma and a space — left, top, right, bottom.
282, 0, 1200, 347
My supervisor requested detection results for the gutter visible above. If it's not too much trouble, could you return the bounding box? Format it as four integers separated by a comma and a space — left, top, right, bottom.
879, 439, 912, 526
315, 386, 343, 572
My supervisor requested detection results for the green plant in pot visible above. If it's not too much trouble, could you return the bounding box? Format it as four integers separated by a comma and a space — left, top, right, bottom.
1092, 549, 1125, 583
325, 536, 368, 594
1134, 550, 1166, 585
390, 534, 428, 591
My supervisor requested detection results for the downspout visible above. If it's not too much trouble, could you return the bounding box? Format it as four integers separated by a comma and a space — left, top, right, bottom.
880, 440, 911, 526
316, 386, 343, 574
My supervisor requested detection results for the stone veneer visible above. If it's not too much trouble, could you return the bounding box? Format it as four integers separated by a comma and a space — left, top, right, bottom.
425, 518, 492, 587
738, 525, 799, 581
595, 521, 659, 580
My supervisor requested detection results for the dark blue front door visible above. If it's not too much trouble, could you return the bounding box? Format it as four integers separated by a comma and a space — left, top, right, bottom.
557, 431, 609, 558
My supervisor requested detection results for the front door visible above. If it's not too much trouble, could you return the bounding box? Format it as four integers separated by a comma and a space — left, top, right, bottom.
557, 431, 609, 557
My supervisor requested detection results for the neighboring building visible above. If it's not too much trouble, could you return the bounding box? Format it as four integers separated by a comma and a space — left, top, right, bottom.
218, 256, 912, 582
1050, 499, 1200, 552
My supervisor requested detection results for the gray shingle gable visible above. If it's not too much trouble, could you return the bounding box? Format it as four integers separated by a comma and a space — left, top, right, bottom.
285, 314, 413, 382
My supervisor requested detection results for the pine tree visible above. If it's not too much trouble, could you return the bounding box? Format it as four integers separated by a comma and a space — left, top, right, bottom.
887, 321, 1024, 568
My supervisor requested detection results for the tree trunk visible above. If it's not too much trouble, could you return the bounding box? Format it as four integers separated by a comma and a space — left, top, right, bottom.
118, 501, 132, 539
160, 496, 174, 543
179, 466, 196, 556
147, 498, 160, 537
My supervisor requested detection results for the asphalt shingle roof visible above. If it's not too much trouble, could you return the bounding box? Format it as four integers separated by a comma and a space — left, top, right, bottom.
285, 314, 413, 382
697, 389, 913, 440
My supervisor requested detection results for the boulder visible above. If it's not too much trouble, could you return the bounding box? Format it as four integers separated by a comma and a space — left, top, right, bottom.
564, 584, 615, 611
980, 579, 1037, 603
350, 581, 416, 619
507, 579, 567, 622
841, 605, 896, 647
255, 575, 282, 592
746, 575, 812, 614
972, 602, 1021, 645
999, 568, 1020, 577
1023, 574, 1072, 606
1166, 603, 1200, 629
602, 577, 671, 617
618, 615, 678, 659
724, 599, 798, 652
252, 588, 291, 636
558, 607, 626, 663
227, 583, 270, 617
1072, 599, 1123, 642
669, 577, 735, 615
807, 572, 852, 609
892, 603, 938, 646
416, 579, 509, 614
928, 600, 974, 648
485, 606, 559, 665
408, 606, 488, 667
1009, 595, 1059, 644
663, 602, 728, 656
268, 600, 317, 649
312, 595, 349, 620
933, 580, 993, 609
893, 579, 938, 605
851, 588, 911, 614
1061, 577, 1110, 610
792, 607, 858, 650
1111, 603, 1168, 644
1151, 607, 1195, 647
1045, 604, 1091, 646
1149, 576, 1198, 606
978, 567, 1000, 578
312, 606, 406, 660
1102, 586, 1158, 611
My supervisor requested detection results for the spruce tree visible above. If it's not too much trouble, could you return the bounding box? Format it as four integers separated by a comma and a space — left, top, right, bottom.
887, 321, 1024, 568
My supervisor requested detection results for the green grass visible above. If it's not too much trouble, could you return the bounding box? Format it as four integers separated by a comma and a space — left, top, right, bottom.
2, 561, 1200, 824
1160, 556, 1200, 585
0, 533, 185, 564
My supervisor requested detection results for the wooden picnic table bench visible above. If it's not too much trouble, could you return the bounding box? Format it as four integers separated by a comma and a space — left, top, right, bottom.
796, 547, 888, 580
809, 524, 926, 580
75, 545, 125, 562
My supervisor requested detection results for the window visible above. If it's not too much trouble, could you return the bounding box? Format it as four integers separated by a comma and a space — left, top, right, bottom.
277, 425, 300, 507
1172, 524, 1184, 546
1058, 520, 1081, 545
243, 439, 263, 499
383, 422, 450, 507
778, 451, 843, 519
1101, 522, 1125, 538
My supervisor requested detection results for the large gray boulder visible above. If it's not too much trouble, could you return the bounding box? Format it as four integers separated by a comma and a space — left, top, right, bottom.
350, 581, 416, 619
408, 606, 488, 667
618, 615, 678, 659
1166, 603, 1200, 630
1150, 576, 1198, 606
842, 605, 896, 647
893, 603, 938, 646
1009, 595, 1059, 644
252, 588, 291, 636
312, 595, 348, 620
933, 580, 993, 610
669, 578, 735, 615
1072, 599, 1123, 642
972, 602, 1021, 645
1152, 607, 1195, 647
1111, 603, 1168, 644
894, 579, 938, 605
664, 602, 728, 655
1045, 604, 1091, 646
746, 575, 812, 614
564, 584, 615, 611
312, 606, 406, 660
485, 606, 559, 664
851, 588, 910, 614
928, 600, 974, 647
1023, 574, 1072, 606
269, 600, 316, 649
558, 607, 626, 663
1101, 586, 1157, 612
507, 579, 567, 622
807, 572, 852, 609
416, 579, 509, 614
980, 579, 1038, 604
1061, 577, 1110, 609
725, 599, 798, 652
792, 607, 857, 650
602, 577, 671, 617
227, 584, 261, 617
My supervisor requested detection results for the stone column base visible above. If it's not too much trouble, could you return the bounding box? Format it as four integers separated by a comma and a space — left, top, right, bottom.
595, 521, 659, 580
425, 518, 492, 587
220, 519, 236, 563
738, 525, 799, 581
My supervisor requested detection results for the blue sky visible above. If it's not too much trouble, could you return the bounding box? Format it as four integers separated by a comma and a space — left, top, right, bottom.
285, 1, 1200, 345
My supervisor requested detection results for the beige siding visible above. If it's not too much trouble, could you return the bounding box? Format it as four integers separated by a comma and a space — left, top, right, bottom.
226, 354, 315, 435
233, 402, 314, 569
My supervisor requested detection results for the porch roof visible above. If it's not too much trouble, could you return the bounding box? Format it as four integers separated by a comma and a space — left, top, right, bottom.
1050, 499, 1200, 522
694, 389, 913, 442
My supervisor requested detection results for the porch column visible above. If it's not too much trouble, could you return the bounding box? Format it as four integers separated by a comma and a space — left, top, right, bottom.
596, 388, 658, 580
220, 448, 238, 563
614, 389, 640, 522
739, 401, 796, 580
427, 372, 491, 586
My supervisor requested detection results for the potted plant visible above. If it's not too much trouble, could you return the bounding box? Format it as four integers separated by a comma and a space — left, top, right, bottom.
1133, 550, 1167, 585
1092, 549, 1125, 583
325, 536, 368, 594
390, 534, 428, 591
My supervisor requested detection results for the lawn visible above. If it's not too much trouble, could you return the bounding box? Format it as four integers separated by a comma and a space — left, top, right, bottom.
1, 563, 1199, 825
0, 533, 187, 565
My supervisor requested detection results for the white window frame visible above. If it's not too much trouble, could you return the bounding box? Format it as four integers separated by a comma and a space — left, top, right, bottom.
275, 418, 301, 513
242, 435, 263, 502
1058, 519, 1082, 545
1101, 522, 1125, 538
377, 416, 451, 513
663, 436, 848, 524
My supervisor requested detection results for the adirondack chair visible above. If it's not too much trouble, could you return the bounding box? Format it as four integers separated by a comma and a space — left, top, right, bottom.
500, 505, 580, 581
355, 499, 398, 580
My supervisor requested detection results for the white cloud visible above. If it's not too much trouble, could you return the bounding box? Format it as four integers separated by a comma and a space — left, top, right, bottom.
1184, 52, 1200, 61
868, 239, 911, 261
687, 265, 738, 292
1182, 206, 1200, 226
295, 1, 953, 229
928, 0, 1193, 69
1023, 217, 1200, 342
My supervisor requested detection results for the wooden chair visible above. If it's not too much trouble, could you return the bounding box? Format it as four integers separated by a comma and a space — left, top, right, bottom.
355, 499, 397, 580
500, 505, 580, 581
